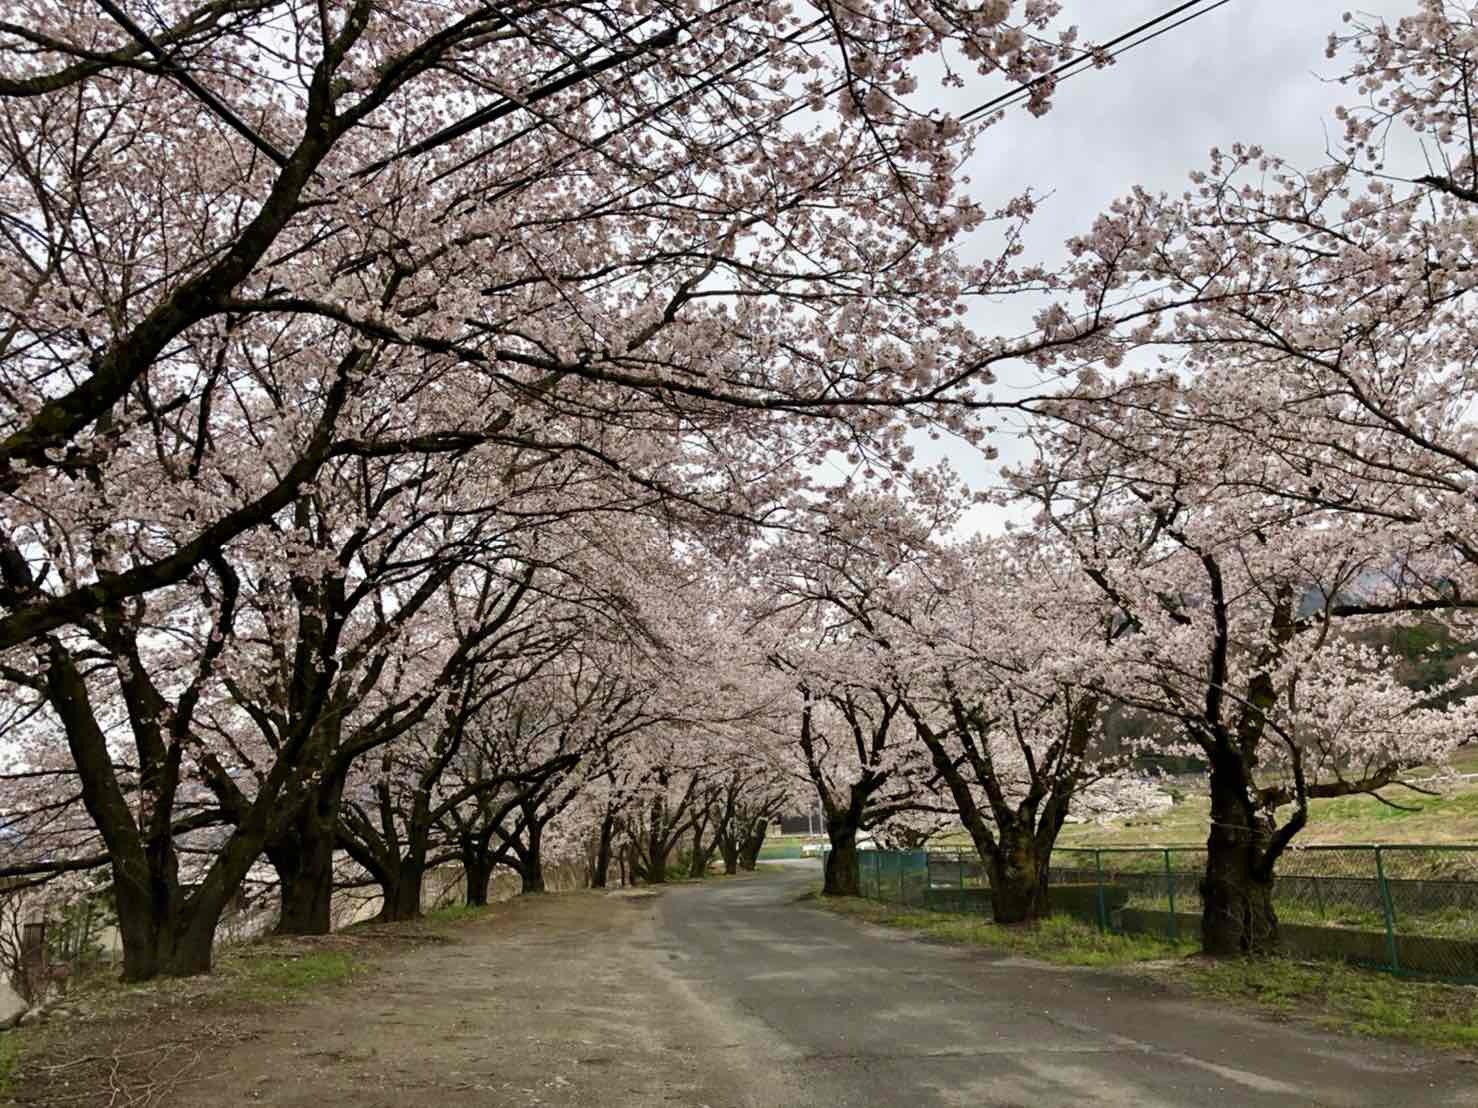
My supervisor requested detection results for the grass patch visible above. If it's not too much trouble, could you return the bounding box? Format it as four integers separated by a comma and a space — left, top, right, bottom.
1178, 956, 1478, 1051
424, 902, 490, 925
1121, 893, 1478, 939
814, 895, 1193, 967
0, 1030, 21, 1097
221, 950, 356, 1003
1051, 777, 1478, 850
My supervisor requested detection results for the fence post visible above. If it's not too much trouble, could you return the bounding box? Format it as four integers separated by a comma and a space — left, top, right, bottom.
1094, 850, 1107, 931
1164, 849, 1177, 943
959, 852, 965, 892
1375, 846, 1400, 974
898, 852, 905, 905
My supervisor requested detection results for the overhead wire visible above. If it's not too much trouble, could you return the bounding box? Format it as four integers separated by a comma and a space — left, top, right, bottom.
329, 0, 1272, 407
530, 0, 1251, 244
80, 0, 1262, 356
962, 0, 1236, 122
287, 0, 1253, 276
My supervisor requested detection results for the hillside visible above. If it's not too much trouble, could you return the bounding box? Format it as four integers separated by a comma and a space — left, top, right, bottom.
1057, 748, 1478, 849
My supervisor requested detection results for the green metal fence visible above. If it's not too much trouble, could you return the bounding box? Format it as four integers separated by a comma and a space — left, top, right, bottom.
853, 845, 1478, 983
858, 849, 931, 906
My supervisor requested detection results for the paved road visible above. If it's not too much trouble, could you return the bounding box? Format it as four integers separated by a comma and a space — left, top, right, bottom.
652, 863, 1475, 1107
171, 867, 1474, 1107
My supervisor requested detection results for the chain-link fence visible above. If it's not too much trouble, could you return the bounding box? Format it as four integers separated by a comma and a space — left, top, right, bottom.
858, 849, 931, 906
851, 845, 1478, 983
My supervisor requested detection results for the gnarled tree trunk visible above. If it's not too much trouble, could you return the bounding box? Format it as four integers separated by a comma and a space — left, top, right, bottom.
462, 848, 495, 907
987, 825, 1050, 925
822, 814, 861, 897
719, 836, 740, 875
687, 822, 712, 878
376, 858, 426, 923
268, 769, 345, 935
518, 823, 546, 894
591, 811, 617, 888
112, 878, 209, 980
1201, 753, 1279, 954
738, 819, 767, 871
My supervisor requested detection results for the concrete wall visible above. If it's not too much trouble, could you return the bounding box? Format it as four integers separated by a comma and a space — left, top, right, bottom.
1114, 907, 1478, 978
0, 976, 21, 1022
921, 884, 1131, 918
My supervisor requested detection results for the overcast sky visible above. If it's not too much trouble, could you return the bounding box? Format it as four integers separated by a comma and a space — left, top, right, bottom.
908, 0, 1419, 533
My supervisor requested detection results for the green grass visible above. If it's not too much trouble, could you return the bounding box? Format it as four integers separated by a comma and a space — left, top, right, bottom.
758, 835, 826, 860
1045, 779, 1478, 851
0, 1029, 21, 1097
812, 895, 1193, 967
1180, 956, 1478, 1051
221, 950, 356, 1002
424, 902, 491, 925
928, 748, 1478, 853
1120, 893, 1478, 939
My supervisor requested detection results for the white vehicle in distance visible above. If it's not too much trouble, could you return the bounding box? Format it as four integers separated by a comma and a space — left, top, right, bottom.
800, 835, 877, 856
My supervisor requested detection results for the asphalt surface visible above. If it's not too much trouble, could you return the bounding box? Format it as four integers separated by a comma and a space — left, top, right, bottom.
652, 862, 1476, 1107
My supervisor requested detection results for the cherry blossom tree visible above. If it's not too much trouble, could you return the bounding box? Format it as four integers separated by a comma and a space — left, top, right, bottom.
1012, 0, 1478, 955
330, 592, 577, 921
889, 537, 1139, 924
709, 759, 796, 875
0, 0, 1085, 660
748, 475, 1147, 919
0, 0, 1109, 979
624, 746, 710, 885
750, 486, 961, 896
1011, 414, 1478, 954
0, 446, 560, 973
222, 452, 557, 935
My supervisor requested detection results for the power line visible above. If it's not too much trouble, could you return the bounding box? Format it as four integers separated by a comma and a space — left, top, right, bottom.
962, 0, 1235, 123
324, 1, 1246, 272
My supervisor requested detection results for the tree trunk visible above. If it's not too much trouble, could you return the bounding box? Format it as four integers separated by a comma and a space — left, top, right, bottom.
1201, 753, 1279, 955
719, 837, 739, 875
463, 850, 493, 907
44, 641, 255, 980
160, 915, 217, 977
269, 771, 344, 935
376, 860, 425, 922
687, 824, 709, 879
113, 864, 233, 979
643, 817, 668, 884
823, 815, 860, 897
987, 826, 1050, 925
738, 820, 767, 871
113, 884, 172, 983
514, 827, 549, 904
591, 813, 615, 889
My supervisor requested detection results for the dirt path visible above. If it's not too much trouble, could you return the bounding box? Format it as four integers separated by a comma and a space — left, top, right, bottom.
175, 890, 800, 1108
